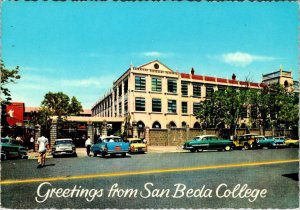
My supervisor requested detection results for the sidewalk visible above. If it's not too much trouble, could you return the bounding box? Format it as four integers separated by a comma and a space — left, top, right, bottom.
27, 146, 185, 159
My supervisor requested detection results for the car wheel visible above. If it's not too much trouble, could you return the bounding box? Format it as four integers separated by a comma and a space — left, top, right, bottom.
190, 148, 196, 153
289, 144, 295, 148
3, 151, 8, 160
73, 153, 77, 157
243, 143, 250, 150
224, 145, 231, 151
52, 154, 56, 158
268, 144, 273, 149
122, 153, 126, 157
101, 153, 106, 158
93, 152, 97, 157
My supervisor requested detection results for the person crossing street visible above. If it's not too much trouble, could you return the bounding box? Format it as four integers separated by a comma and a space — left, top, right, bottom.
85, 136, 92, 156
37, 135, 49, 168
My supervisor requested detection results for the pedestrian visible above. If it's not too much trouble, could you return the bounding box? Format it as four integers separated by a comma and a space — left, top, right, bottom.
30, 136, 35, 151
37, 136, 49, 168
85, 136, 91, 156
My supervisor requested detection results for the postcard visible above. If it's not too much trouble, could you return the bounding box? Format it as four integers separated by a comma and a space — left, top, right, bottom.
1, 1, 299, 209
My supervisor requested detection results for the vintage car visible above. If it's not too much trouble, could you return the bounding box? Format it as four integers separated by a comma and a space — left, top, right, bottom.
254, 136, 276, 148
182, 135, 233, 152
52, 138, 77, 157
272, 137, 286, 148
128, 138, 147, 153
283, 138, 299, 148
232, 134, 258, 150
91, 135, 130, 158
0, 137, 28, 160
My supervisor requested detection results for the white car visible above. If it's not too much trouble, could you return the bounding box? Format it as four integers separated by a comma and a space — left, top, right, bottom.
52, 138, 77, 157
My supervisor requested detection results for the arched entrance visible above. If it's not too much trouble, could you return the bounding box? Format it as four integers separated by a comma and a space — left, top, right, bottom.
193, 122, 201, 128
169, 121, 177, 128
152, 121, 161, 129
137, 121, 145, 138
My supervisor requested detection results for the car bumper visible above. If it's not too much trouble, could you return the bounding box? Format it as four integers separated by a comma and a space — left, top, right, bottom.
52, 151, 76, 156
130, 148, 147, 153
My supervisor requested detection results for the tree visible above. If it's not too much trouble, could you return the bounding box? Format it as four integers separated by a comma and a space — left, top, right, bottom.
69, 96, 83, 116
38, 92, 83, 135
196, 86, 253, 136
0, 60, 21, 105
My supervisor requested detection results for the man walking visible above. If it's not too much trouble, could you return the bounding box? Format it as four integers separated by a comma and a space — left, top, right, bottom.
85, 136, 91, 156
37, 135, 49, 168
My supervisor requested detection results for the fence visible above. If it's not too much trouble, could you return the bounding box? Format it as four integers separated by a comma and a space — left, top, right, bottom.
148, 128, 294, 146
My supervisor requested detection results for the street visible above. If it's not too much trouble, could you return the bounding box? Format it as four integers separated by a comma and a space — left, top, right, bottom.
1, 148, 299, 209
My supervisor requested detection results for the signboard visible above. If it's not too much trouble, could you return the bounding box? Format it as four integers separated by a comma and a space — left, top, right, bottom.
6, 102, 24, 126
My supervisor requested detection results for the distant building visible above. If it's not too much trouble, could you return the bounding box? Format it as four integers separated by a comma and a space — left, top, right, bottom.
262, 67, 299, 92
92, 60, 272, 129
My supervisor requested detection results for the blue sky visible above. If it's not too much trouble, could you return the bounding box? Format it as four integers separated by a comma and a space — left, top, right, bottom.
2, 2, 298, 109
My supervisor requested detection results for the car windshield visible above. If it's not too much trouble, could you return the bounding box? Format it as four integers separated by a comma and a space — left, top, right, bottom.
131, 140, 143, 144
103, 138, 121, 142
1, 138, 10, 143
55, 140, 73, 145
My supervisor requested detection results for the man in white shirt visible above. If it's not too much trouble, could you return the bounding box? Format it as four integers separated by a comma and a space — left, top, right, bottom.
37, 136, 49, 168
85, 136, 91, 156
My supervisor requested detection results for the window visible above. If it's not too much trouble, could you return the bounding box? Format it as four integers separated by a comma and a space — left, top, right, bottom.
118, 85, 122, 96
193, 83, 201, 97
114, 89, 117, 101
124, 100, 128, 113
135, 76, 146, 90
241, 107, 247, 119
251, 106, 257, 118
181, 102, 188, 114
193, 102, 201, 114
167, 80, 177, 93
217, 85, 226, 92
135, 97, 145, 111
152, 98, 161, 112
124, 80, 128, 94
151, 78, 162, 92
206, 84, 214, 97
168, 100, 177, 113
181, 81, 188, 96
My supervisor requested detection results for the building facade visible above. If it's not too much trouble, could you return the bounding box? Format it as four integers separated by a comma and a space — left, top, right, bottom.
91, 60, 271, 130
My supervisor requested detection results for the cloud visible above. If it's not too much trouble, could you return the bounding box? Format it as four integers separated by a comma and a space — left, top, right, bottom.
60, 77, 112, 87
221, 52, 278, 67
142, 51, 169, 58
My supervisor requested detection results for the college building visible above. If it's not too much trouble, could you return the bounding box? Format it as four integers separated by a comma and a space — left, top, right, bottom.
91, 60, 298, 131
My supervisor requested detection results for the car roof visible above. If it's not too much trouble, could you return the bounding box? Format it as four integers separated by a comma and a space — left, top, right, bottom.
128, 138, 142, 141
101, 136, 120, 139
55, 138, 73, 141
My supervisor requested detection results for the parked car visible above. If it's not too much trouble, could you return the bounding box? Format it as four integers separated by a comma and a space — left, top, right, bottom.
272, 137, 286, 148
254, 136, 275, 148
0, 137, 28, 160
182, 135, 233, 152
128, 138, 147, 153
52, 138, 77, 158
232, 134, 258, 150
283, 138, 299, 148
91, 136, 130, 158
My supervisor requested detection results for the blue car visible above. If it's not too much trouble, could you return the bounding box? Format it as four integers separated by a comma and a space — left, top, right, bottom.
91, 136, 130, 158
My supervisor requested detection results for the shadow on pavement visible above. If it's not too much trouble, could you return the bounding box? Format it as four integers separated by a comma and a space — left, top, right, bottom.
282, 173, 299, 181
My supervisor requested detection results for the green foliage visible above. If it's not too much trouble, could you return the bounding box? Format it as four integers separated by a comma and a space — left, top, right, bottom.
196, 84, 299, 136
0, 60, 21, 104
37, 92, 83, 128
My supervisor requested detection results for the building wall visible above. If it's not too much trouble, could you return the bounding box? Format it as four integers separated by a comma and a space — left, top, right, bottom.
92, 60, 296, 130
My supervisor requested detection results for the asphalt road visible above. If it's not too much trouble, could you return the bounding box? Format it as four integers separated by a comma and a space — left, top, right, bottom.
1, 148, 299, 209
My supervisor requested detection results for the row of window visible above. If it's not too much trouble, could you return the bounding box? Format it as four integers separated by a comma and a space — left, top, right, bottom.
135, 76, 225, 97
134, 97, 258, 118
135, 97, 202, 114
